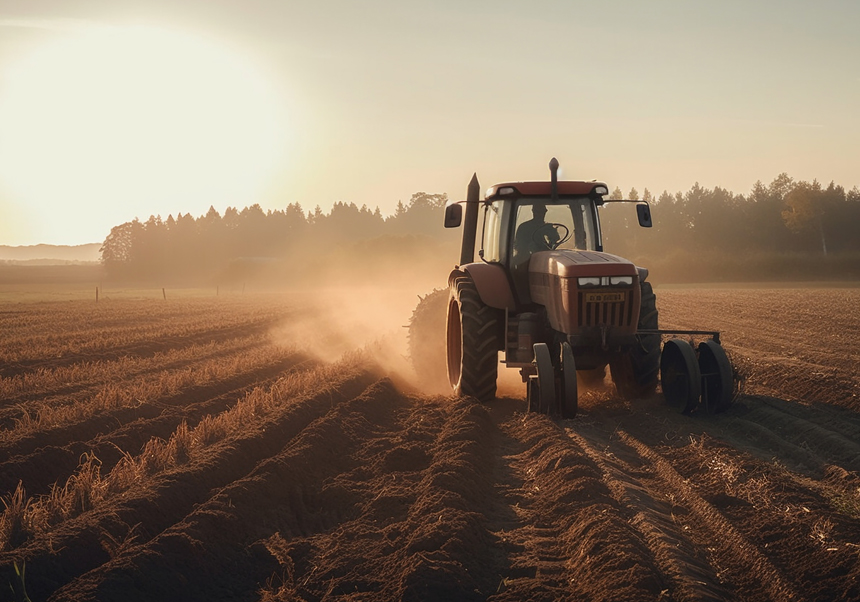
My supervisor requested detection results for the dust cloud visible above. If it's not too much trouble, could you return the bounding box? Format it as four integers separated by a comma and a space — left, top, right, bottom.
496, 359, 527, 399
261, 239, 533, 399
266, 239, 456, 394
270, 285, 420, 384
270, 285, 537, 401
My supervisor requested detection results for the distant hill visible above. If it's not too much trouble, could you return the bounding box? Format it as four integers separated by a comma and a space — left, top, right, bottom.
0, 243, 101, 264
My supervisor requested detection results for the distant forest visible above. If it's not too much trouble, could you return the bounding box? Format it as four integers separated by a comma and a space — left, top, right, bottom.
600, 175, 860, 281
100, 192, 456, 283
100, 175, 860, 284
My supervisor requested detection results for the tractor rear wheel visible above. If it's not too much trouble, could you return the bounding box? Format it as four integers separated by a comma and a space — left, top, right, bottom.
408, 288, 448, 389
610, 281, 660, 399
447, 275, 503, 401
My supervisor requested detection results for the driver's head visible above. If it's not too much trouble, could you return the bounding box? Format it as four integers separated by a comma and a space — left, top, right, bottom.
532, 203, 547, 220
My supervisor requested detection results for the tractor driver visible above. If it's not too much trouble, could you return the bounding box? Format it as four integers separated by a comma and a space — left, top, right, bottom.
511, 202, 559, 288
513, 203, 559, 261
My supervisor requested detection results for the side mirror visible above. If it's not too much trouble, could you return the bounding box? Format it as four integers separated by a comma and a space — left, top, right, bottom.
444, 202, 463, 228
636, 202, 652, 228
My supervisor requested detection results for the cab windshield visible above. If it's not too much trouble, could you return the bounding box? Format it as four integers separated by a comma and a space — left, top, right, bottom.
511, 197, 596, 270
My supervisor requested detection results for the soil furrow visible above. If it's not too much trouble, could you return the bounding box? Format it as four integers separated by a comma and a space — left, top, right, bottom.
485, 403, 669, 602
664, 432, 860, 602
48, 378, 406, 602
713, 397, 860, 475
1, 287, 859, 600
258, 392, 507, 601
0, 367, 377, 600
0, 352, 301, 466
0, 313, 287, 379
0, 335, 270, 417
619, 432, 803, 602
567, 426, 731, 602
0, 356, 315, 497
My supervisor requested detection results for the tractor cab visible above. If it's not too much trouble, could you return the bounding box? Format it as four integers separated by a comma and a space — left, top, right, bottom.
478, 181, 607, 303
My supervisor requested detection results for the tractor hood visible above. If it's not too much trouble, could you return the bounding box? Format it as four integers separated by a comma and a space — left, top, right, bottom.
528, 250, 637, 278
528, 250, 641, 336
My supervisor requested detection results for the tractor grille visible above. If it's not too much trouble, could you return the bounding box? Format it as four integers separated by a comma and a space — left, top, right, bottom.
577, 290, 634, 328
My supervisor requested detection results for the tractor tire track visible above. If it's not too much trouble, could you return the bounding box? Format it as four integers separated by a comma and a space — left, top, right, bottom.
572, 423, 799, 601
570, 385, 860, 601
485, 401, 669, 601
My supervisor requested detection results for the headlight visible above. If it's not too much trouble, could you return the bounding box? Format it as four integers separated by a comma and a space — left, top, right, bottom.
578, 276, 633, 287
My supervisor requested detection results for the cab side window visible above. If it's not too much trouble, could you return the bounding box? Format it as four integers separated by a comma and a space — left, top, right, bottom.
481, 202, 502, 262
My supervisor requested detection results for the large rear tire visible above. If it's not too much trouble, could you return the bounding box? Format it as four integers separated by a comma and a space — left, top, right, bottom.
610, 281, 660, 399
447, 275, 503, 401
408, 288, 448, 389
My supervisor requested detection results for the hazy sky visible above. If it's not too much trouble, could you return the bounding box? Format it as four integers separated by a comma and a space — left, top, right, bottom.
0, 0, 858, 245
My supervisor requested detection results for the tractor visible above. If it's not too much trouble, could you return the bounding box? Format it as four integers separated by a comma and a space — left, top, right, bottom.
410, 158, 734, 417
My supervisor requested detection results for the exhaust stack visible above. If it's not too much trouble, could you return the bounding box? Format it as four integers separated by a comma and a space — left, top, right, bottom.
459, 173, 480, 265
549, 157, 559, 203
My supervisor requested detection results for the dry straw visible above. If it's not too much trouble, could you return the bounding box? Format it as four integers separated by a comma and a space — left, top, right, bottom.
0, 355, 364, 552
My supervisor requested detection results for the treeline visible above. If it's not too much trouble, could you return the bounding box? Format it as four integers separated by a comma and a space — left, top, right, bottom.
100, 192, 454, 282
602, 174, 860, 256
600, 174, 860, 281
100, 174, 860, 284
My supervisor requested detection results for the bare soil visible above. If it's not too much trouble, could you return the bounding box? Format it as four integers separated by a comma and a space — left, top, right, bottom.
2, 287, 860, 601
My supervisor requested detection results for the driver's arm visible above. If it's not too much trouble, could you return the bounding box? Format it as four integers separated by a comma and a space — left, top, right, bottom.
543, 224, 560, 247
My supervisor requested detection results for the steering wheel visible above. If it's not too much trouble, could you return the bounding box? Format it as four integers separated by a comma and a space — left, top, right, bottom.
533, 223, 571, 250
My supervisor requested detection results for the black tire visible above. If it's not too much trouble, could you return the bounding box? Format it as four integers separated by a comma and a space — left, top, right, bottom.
610, 281, 660, 399
697, 340, 734, 413
408, 288, 449, 389
558, 342, 578, 419
447, 275, 503, 401
661, 338, 702, 414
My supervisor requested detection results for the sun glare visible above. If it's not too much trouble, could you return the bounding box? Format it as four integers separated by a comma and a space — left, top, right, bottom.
0, 25, 289, 244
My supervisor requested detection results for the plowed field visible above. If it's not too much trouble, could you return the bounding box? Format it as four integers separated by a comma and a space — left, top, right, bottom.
2, 286, 860, 601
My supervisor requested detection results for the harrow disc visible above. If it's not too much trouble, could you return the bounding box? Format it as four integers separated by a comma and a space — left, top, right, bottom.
698, 340, 734, 413
660, 339, 701, 414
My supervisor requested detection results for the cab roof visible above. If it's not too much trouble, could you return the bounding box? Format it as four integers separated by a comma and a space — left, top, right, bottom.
485, 180, 608, 200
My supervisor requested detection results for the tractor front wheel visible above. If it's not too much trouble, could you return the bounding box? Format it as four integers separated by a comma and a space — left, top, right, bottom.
610, 281, 660, 399
447, 275, 503, 402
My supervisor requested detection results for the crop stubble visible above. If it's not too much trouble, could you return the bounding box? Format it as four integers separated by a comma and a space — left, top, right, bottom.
1, 288, 859, 601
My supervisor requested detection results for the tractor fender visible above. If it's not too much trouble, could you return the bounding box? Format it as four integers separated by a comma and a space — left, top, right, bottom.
449, 263, 516, 311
